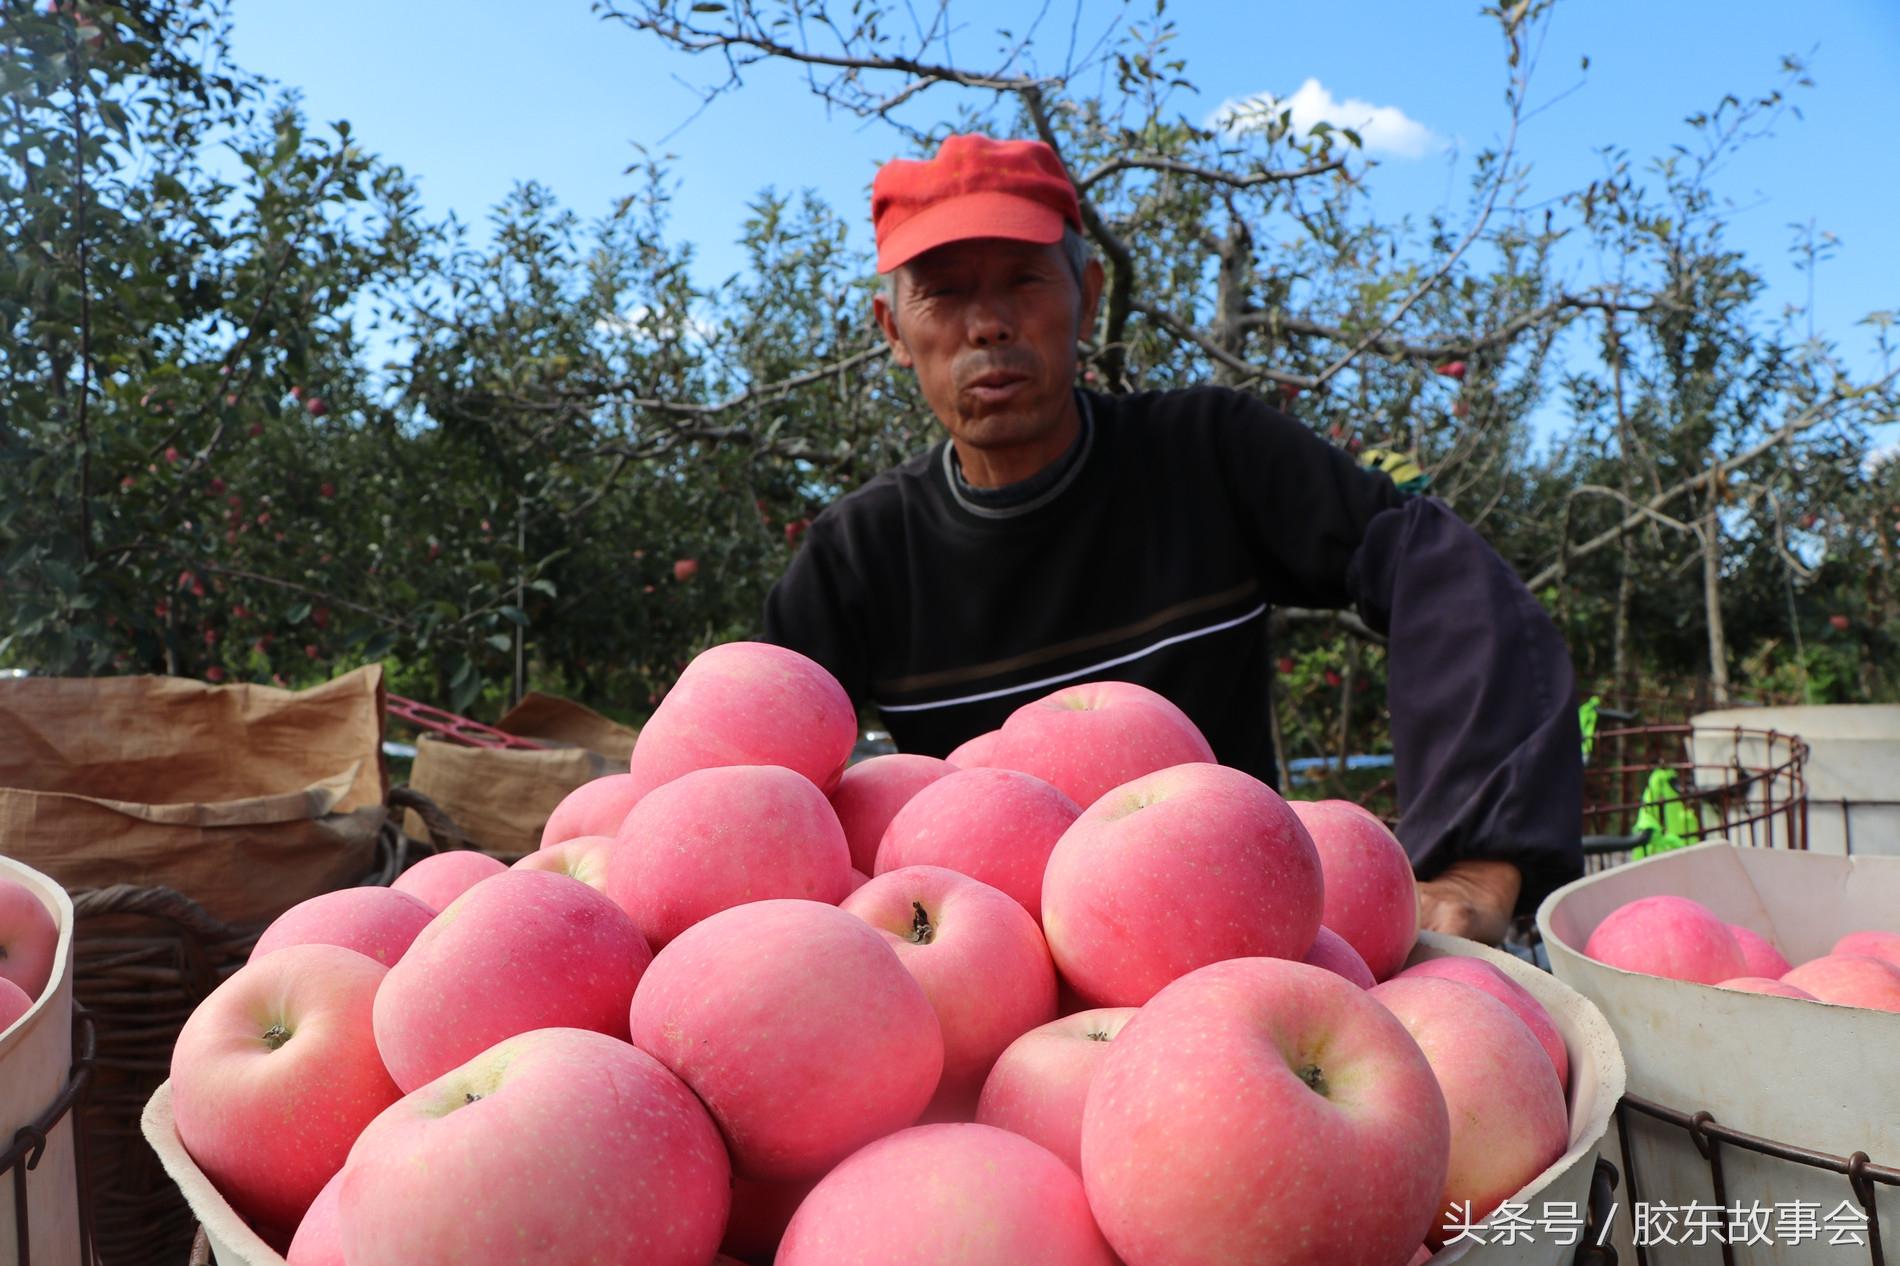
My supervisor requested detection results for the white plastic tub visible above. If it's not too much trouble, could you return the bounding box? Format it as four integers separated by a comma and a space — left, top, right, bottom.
144, 931, 1626, 1266
1539, 841, 1900, 1264
0, 854, 80, 1266
1692, 704, 1900, 856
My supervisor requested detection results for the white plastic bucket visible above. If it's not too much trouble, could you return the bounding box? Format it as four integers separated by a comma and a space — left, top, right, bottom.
1691, 704, 1900, 856
1539, 840, 1900, 1263
0, 854, 80, 1266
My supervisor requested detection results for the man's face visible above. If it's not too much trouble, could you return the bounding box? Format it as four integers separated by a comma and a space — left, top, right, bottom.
873, 237, 1104, 455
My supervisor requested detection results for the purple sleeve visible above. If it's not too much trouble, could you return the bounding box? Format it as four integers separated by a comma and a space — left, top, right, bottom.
1348, 496, 1584, 911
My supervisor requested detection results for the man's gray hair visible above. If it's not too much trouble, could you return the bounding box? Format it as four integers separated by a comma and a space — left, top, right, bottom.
880, 225, 1092, 303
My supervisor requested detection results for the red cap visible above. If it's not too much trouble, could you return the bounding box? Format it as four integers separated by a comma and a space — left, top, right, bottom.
872, 134, 1082, 273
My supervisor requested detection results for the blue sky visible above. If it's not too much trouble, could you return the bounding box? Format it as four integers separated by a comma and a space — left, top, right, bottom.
229, 1, 1900, 445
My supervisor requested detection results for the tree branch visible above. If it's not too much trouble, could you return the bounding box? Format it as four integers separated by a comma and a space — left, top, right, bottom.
1524, 369, 1900, 591
1077, 153, 1345, 194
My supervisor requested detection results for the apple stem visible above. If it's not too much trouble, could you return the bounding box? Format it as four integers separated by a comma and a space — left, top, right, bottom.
465, 1092, 483, 1105
909, 900, 935, 945
261, 1023, 290, 1051
1298, 1063, 1329, 1098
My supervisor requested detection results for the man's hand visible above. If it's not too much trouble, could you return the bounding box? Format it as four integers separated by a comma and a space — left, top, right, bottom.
1416, 859, 1522, 945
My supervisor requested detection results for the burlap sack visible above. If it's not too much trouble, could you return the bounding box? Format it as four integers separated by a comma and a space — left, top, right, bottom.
0, 665, 388, 927
402, 692, 638, 857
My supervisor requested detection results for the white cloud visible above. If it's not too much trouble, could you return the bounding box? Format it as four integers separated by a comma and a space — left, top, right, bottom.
1209, 77, 1442, 159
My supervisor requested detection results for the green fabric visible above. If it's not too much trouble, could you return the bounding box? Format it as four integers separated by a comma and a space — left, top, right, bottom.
1629, 767, 1702, 859
1359, 447, 1432, 494
1579, 695, 1601, 761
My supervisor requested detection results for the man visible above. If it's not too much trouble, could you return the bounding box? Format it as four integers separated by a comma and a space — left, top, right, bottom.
762, 134, 1582, 942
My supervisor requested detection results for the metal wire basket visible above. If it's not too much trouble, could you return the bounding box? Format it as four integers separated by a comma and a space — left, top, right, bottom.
1580, 724, 1809, 873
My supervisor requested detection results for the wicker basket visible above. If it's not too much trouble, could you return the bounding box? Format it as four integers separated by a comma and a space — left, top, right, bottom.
73, 786, 466, 1266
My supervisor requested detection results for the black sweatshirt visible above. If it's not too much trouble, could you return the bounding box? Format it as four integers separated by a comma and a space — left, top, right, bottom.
762, 385, 1583, 910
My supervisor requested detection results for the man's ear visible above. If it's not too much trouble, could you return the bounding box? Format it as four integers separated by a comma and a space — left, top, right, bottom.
872, 290, 914, 369
1078, 255, 1106, 341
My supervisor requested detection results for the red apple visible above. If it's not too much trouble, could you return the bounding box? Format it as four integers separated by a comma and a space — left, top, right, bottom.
945, 729, 1000, 767
875, 767, 1080, 919
1391, 956, 1568, 1091
1833, 930, 1900, 968
1290, 799, 1419, 981
388, 849, 507, 913
609, 764, 851, 948
1041, 763, 1323, 1006
1083, 957, 1449, 1266
1582, 895, 1747, 985
251, 887, 436, 968
1717, 976, 1816, 1000
829, 753, 954, 875
987, 680, 1215, 809
1368, 976, 1569, 1245
540, 772, 646, 847
1726, 923, 1792, 978
374, 869, 651, 1092
338, 1028, 730, 1266
511, 834, 615, 892
0, 975, 34, 1035
286, 1170, 343, 1266
0, 875, 59, 1001
1780, 954, 1900, 1012
777, 1123, 1117, 1266
627, 641, 856, 798
843, 866, 1058, 1116
628, 899, 942, 1181
1301, 924, 1377, 989
975, 1007, 1135, 1172
169, 944, 400, 1241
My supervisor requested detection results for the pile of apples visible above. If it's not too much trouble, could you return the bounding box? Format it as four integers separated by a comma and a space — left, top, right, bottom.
0, 873, 59, 1038
165, 642, 1578, 1266
1585, 894, 1900, 1011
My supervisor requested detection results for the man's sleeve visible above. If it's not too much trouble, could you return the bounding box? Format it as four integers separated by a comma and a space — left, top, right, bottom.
1348, 498, 1584, 912
1209, 390, 1582, 910
760, 516, 874, 711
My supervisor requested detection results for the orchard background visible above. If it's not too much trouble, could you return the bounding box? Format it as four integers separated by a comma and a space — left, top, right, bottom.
5, 0, 1897, 785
